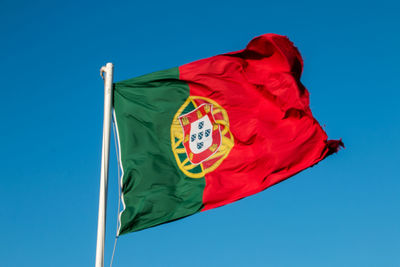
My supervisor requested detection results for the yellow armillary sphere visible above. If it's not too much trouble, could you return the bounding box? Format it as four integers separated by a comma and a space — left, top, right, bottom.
170, 96, 234, 178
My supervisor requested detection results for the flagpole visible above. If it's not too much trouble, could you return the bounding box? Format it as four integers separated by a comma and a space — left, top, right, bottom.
96, 62, 114, 267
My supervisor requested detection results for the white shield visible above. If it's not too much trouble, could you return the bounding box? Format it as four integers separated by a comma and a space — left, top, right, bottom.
189, 115, 213, 154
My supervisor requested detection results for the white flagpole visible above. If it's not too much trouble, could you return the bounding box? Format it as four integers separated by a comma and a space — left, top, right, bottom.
96, 63, 114, 267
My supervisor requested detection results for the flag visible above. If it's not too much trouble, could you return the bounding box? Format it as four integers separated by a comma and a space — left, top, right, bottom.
113, 33, 342, 235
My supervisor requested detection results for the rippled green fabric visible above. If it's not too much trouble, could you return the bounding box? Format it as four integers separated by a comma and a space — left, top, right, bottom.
114, 67, 205, 235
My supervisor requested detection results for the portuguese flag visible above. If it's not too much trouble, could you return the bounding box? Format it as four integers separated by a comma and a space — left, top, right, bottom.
114, 33, 342, 235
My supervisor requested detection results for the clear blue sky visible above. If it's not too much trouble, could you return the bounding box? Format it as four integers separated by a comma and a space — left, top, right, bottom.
1, 0, 399, 266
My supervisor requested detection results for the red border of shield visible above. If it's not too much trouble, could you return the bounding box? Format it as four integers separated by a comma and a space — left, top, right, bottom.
178, 104, 221, 164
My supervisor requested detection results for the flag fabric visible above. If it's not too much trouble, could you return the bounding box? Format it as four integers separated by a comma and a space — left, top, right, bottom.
113, 33, 342, 235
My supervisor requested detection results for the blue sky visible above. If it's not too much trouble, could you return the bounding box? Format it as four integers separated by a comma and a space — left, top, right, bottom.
1, 0, 399, 266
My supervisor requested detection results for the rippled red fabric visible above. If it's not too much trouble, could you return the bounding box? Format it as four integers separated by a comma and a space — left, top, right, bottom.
180, 33, 343, 211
